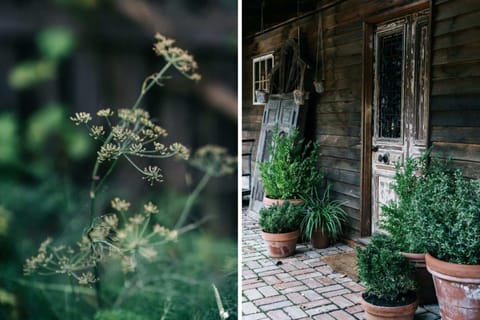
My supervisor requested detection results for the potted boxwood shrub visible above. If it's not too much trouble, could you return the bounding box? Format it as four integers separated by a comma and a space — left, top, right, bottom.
301, 185, 347, 249
416, 157, 480, 320
258, 201, 304, 258
357, 234, 418, 320
259, 128, 323, 207
380, 153, 436, 305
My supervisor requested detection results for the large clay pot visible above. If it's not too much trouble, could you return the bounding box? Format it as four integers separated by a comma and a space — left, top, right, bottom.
311, 228, 329, 249
262, 196, 303, 208
400, 252, 437, 305
360, 293, 418, 320
261, 230, 299, 258
425, 253, 480, 320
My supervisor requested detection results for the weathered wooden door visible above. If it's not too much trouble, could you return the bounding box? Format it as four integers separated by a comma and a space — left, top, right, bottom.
370, 11, 430, 233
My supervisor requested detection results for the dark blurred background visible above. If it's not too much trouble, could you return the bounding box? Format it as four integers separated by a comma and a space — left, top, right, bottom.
0, 0, 237, 319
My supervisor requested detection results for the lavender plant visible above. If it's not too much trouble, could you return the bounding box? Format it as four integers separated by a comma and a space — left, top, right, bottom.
23, 33, 236, 318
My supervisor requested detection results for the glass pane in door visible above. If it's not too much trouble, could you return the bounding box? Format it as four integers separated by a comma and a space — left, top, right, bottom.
378, 32, 403, 138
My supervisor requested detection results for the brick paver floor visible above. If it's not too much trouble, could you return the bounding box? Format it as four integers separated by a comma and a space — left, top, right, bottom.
242, 208, 441, 320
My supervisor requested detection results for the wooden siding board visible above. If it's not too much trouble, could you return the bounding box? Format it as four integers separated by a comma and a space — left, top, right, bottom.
431, 127, 480, 144
432, 142, 480, 162
323, 167, 361, 186
434, 0, 480, 21
330, 181, 361, 198
320, 156, 361, 173
317, 125, 361, 137
431, 110, 480, 127
318, 135, 361, 147
433, 10, 480, 37
317, 101, 361, 113
431, 62, 480, 81
432, 42, 480, 66
319, 145, 362, 161
431, 76, 480, 96
430, 94, 480, 111
433, 27, 480, 50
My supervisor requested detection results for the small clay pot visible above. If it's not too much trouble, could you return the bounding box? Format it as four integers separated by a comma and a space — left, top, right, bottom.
425, 253, 480, 320
261, 230, 300, 258
310, 228, 329, 249
360, 293, 418, 320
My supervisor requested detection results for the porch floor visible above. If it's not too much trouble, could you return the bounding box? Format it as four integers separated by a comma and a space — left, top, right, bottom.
242, 208, 441, 320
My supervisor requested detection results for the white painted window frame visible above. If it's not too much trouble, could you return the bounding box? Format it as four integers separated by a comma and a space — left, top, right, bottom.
252, 53, 274, 105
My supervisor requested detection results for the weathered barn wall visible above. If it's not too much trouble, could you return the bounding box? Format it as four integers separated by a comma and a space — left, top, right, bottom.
429, 0, 480, 178
243, 0, 480, 238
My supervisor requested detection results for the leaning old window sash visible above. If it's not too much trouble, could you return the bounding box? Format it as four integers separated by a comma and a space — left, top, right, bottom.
252, 53, 274, 105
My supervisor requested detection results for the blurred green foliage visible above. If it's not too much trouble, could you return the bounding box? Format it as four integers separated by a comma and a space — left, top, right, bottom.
36, 28, 75, 61
26, 103, 92, 165
8, 27, 74, 90
0, 114, 19, 164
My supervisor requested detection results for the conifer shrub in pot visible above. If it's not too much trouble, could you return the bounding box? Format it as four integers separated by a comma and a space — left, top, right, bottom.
357, 234, 418, 320
259, 128, 323, 207
258, 201, 304, 258
380, 153, 436, 304
416, 158, 480, 320
301, 185, 347, 249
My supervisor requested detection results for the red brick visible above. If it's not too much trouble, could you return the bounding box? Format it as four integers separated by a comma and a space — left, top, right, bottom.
313, 314, 335, 320
343, 281, 364, 292
284, 305, 308, 319
253, 295, 286, 306
330, 310, 356, 320
259, 300, 293, 312
242, 302, 260, 315
305, 303, 339, 316
275, 281, 303, 290
345, 305, 363, 314
266, 310, 290, 320
331, 296, 355, 308
262, 275, 282, 285
301, 298, 331, 310
323, 289, 351, 298
316, 284, 344, 294
286, 292, 308, 304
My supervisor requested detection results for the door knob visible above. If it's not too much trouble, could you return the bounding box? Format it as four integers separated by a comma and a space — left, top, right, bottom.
377, 153, 390, 163
383, 153, 389, 163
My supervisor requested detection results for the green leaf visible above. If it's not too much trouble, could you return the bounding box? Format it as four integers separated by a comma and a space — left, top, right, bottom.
37, 27, 75, 61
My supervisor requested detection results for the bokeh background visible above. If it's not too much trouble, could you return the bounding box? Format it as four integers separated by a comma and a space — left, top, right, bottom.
0, 0, 237, 319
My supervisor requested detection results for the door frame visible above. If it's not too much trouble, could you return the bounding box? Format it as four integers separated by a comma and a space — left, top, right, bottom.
360, 0, 431, 237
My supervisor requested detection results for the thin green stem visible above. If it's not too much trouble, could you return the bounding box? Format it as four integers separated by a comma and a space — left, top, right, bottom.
175, 173, 211, 229
124, 155, 145, 174
88, 61, 173, 225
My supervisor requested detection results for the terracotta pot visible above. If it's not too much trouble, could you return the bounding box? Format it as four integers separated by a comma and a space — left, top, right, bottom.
261, 230, 299, 258
400, 252, 437, 305
425, 253, 480, 320
262, 196, 303, 208
311, 228, 329, 249
360, 293, 418, 320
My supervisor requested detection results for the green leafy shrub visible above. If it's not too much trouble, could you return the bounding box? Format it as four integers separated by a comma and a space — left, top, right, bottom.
414, 157, 480, 265
259, 128, 323, 200
380, 153, 429, 253
301, 185, 347, 241
357, 234, 415, 304
259, 201, 304, 234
